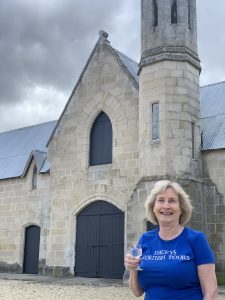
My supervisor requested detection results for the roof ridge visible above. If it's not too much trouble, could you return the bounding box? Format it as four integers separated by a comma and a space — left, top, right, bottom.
200, 80, 225, 89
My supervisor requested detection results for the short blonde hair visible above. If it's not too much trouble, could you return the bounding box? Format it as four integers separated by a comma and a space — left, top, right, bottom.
145, 180, 193, 226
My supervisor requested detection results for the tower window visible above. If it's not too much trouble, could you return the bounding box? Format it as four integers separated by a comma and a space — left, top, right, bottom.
171, 0, 177, 24
89, 112, 112, 166
188, 0, 192, 29
152, 102, 159, 141
191, 122, 195, 159
152, 0, 158, 27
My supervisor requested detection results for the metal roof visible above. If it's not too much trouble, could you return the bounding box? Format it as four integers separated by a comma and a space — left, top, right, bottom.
200, 81, 225, 150
0, 121, 57, 179
113, 48, 139, 84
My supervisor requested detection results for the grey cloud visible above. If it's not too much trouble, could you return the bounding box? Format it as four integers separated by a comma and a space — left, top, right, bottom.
0, 0, 225, 132
0, 0, 131, 105
197, 0, 225, 85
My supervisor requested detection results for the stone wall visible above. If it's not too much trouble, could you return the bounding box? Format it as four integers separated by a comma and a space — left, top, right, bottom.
46, 39, 139, 274
0, 160, 50, 272
141, 0, 198, 55
202, 150, 225, 272
139, 60, 201, 178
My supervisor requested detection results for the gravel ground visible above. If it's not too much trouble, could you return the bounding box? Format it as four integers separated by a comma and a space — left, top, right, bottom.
0, 278, 224, 300
0, 279, 141, 300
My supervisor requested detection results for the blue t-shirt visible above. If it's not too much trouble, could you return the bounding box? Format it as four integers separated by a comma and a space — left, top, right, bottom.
138, 227, 215, 300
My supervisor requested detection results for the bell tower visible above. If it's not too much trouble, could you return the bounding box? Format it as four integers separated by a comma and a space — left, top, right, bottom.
139, 0, 201, 179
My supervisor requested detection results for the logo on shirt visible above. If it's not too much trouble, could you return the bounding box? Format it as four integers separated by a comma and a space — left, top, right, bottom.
142, 249, 190, 261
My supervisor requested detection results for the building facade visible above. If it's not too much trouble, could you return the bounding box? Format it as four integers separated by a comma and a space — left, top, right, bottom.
0, 0, 225, 279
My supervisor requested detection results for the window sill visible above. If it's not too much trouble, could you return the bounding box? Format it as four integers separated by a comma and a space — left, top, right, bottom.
151, 139, 160, 145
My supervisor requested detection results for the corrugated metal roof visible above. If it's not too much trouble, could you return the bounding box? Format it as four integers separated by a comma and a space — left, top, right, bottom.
0, 121, 57, 179
200, 81, 225, 150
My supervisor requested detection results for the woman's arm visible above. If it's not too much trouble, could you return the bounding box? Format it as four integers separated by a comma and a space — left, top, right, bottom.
124, 253, 144, 297
129, 270, 145, 297
197, 263, 218, 300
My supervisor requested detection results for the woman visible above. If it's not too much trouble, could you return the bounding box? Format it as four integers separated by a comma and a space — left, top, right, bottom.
124, 180, 218, 300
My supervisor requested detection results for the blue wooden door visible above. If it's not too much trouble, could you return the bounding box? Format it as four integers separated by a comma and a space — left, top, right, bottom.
75, 201, 124, 279
23, 225, 40, 274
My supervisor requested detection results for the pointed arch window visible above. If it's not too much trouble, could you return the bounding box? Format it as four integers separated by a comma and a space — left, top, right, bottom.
171, 0, 177, 24
89, 112, 112, 166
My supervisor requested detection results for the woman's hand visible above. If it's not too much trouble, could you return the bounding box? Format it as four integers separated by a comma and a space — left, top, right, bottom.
124, 253, 141, 271
124, 253, 144, 297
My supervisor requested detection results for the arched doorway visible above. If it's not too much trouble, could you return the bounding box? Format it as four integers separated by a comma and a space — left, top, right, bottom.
23, 225, 40, 274
75, 201, 124, 279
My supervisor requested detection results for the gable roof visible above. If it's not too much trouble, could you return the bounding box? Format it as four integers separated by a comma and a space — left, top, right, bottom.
46, 30, 139, 146
200, 81, 225, 151
0, 120, 57, 179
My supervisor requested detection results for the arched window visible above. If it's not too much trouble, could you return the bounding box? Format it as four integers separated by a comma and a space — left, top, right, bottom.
171, 0, 177, 24
89, 112, 112, 166
32, 166, 37, 190
152, 0, 158, 27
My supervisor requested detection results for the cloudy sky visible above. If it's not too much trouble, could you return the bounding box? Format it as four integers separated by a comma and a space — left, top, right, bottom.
0, 0, 225, 132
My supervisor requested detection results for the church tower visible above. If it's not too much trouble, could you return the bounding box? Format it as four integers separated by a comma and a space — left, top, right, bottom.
139, 0, 201, 180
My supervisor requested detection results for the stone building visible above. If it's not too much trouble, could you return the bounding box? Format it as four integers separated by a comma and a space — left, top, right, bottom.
0, 0, 225, 279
